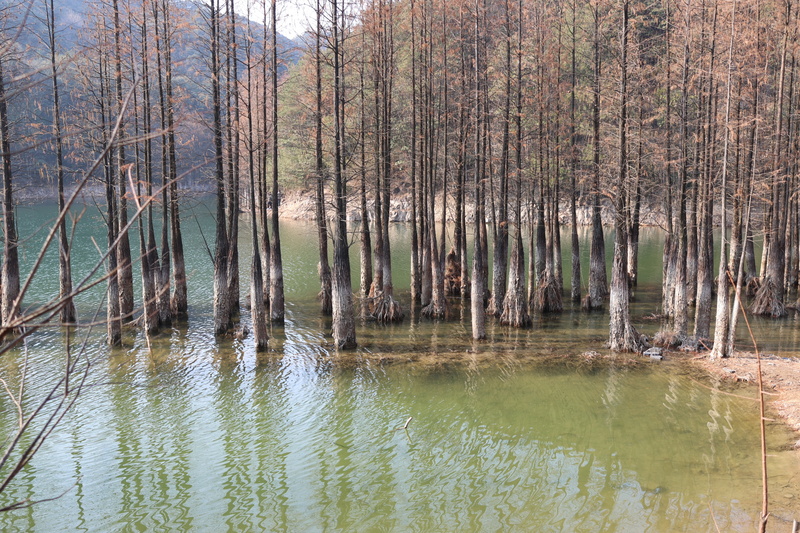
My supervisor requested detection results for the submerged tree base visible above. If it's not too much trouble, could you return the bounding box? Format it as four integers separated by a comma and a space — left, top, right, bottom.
499, 296, 531, 328
535, 275, 563, 314
318, 287, 332, 316
581, 294, 603, 312
370, 292, 405, 323
420, 301, 447, 320
607, 325, 648, 353
751, 278, 787, 318
444, 249, 462, 297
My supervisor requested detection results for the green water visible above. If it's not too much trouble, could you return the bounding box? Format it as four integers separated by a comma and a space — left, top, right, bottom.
0, 202, 799, 531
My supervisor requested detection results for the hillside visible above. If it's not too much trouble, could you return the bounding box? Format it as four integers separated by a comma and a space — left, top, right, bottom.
5, 0, 302, 193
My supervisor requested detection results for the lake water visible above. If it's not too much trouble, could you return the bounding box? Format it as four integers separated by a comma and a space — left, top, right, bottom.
0, 200, 798, 531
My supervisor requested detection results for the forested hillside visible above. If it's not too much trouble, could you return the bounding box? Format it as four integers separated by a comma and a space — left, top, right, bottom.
4, 0, 298, 192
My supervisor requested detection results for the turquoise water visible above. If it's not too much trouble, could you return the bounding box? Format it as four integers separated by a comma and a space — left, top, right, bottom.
0, 201, 798, 531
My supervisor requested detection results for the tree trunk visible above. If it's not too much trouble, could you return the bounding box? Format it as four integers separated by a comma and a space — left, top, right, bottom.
694, 4, 719, 340
46, 0, 76, 325
569, 0, 581, 303
210, 0, 232, 335
163, 0, 187, 320
488, 0, 512, 317
331, 0, 356, 349
314, 0, 331, 315
0, 57, 20, 331
608, 1, 644, 353
113, 0, 134, 321
588, 3, 606, 310
471, 0, 486, 341
270, 0, 285, 324
153, 2, 172, 328
711, 0, 736, 360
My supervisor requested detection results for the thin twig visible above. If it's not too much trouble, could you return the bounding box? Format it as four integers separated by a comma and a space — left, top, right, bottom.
395, 417, 413, 431
708, 502, 722, 533
734, 275, 769, 532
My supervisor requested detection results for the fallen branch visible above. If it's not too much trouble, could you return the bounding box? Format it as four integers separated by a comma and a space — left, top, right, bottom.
395, 417, 412, 431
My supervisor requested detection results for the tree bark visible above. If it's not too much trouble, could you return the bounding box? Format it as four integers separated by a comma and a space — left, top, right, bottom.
270, 0, 285, 324
0, 57, 20, 331
46, 0, 76, 325
331, 0, 356, 349
314, 0, 331, 315
710, 0, 736, 360
608, 0, 644, 353
588, 2, 606, 310
210, 0, 232, 335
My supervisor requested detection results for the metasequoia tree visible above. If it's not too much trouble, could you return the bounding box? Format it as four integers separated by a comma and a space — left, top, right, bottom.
152, 0, 173, 328
314, 0, 332, 315
367, 0, 403, 322
499, 0, 530, 328
259, 0, 272, 311
269, 0, 285, 323
470, 0, 487, 340
710, 0, 737, 360
0, 31, 20, 331
77, 3, 124, 345
419, 0, 445, 320
225, 0, 240, 316
112, 0, 134, 322
162, 0, 187, 320
43, 0, 75, 325
131, 0, 160, 337
692, 0, 718, 341
568, 0, 580, 303
608, 0, 645, 352
243, 2, 268, 349
330, 0, 356, 348
752, 0, 793, 318
486, 0, 513, 318
208, 0, 233, 335
409, 0, 421, 303
586, 0, 607, 310
357, 21, 372, 305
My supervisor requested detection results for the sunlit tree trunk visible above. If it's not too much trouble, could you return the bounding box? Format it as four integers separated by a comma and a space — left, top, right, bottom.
113, 0, 134, 321
163, 0, 187, 319
331, 0, 356, 349
243, 6, 268, 350
314, 0, 331, 315
588, 2, 606, 310
488, 0, 512, 318
694, 2, 718, 340
210, 0, 232, 335
471, 0, 486, 340
500, 0, 530, 328
569, 0, 581, 303
608, 0, 644, 353
153, 1, 172, 328
225, 0, 240, 316
0, 57, 19, 331
269, 0, 285, 323
136, 5, 160, 337
711, 0, 736, 360
358, 29, 372, 304
45, 0, 76, 325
